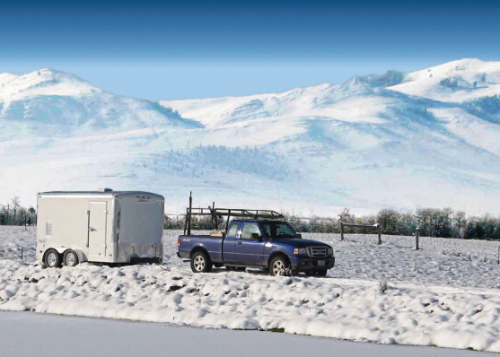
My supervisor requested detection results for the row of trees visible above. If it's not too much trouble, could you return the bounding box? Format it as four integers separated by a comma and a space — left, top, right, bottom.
165, 207, 500, 240
0, 197, 37, 226
286, 208, 500, 240
2, 196, 498, 240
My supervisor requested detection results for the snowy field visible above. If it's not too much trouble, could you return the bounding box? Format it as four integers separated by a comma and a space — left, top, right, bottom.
1, 311, 496, 357
1, 226, 500, 352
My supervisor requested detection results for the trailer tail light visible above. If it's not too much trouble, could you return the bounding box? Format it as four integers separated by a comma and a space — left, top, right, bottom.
177, 237, 181, 247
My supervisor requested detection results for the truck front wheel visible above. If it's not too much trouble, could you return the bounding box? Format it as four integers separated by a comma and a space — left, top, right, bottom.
269, 256, 291, 276
191, 251, 213, 273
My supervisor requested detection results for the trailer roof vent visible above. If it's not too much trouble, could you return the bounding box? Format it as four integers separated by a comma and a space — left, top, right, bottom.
97, 188, 113, 192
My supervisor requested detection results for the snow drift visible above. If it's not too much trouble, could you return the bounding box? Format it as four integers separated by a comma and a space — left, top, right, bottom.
1, 227, 500, 352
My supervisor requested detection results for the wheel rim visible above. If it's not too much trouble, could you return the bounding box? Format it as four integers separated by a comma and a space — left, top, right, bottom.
47, 252, 57, 267
66, 252, 77, 266
194, 255, 205, 271
272, 260, 285, 276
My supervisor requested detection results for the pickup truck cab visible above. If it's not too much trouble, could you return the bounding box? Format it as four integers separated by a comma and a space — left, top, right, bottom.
177, 219, 335, 276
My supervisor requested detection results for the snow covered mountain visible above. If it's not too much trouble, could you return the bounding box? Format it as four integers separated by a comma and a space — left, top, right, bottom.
1, 60, 500, 216
388, 58, 500, 103
0, 68, 201, 141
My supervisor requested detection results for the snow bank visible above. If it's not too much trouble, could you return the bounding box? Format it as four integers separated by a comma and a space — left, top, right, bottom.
2, 261, 500, 352
1, 227, 500, 352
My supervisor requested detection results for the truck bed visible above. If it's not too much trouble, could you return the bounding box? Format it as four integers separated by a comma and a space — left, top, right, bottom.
177, 235, 224, 263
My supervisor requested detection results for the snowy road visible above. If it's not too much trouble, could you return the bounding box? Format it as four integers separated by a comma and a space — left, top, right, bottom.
0, 311, 495, 357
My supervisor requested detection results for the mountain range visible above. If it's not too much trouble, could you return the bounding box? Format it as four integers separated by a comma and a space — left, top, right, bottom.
1, 59, 500, 216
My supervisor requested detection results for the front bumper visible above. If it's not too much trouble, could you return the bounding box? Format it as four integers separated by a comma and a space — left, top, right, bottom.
290, 256, 335, 271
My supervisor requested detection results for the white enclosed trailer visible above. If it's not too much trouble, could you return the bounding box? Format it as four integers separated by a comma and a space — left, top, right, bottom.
36, 189, 164, 267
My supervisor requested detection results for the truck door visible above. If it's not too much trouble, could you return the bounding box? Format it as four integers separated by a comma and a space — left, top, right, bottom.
222, 222, 240, 263
234, 222, 265, 266
88, 202, 107, 259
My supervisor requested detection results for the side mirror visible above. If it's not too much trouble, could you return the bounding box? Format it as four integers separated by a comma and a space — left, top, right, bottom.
297, 234, 302, 238
251, 233, 262, 240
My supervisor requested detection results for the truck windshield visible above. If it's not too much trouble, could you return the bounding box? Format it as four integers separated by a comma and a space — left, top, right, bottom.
260, 222, 298, 238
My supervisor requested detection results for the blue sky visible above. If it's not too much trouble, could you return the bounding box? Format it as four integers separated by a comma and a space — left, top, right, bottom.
0, 0, 499, 100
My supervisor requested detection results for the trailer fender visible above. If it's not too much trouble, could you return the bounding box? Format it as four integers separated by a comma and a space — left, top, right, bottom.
52, 247, 66, 255
73, 249, 88, 263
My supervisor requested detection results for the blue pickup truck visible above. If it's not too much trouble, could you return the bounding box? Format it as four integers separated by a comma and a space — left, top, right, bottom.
177, 219, 335, 276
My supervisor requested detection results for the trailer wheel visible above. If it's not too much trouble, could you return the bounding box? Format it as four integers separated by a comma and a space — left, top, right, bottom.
44, 249, 61, 268
63, 249, 79, 267
190, 251, 213, 273
269, 255, 291, 276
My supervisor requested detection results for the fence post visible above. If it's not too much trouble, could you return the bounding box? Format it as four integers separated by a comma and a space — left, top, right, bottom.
340, 221, 344, 241
498, 246, 499, 265
415, 228, 420, 250
377, 224, 381, 245
24, 214, 27, 231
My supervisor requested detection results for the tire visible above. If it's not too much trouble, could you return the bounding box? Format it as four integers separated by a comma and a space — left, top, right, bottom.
44, 249, 61, 268
269, 255, 291, 276
63, 249, 79, 267
190, 251, 213, 273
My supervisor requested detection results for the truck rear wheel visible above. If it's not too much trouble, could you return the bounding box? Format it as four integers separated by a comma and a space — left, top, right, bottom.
269, 256, 291, 276
44, 249, 61, 268
191, 251, 213, 273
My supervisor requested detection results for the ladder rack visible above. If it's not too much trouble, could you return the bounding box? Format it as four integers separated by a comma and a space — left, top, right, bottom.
183, 192, 284, 235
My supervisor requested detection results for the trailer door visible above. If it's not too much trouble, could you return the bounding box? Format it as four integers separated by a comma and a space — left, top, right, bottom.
88, 202, 107, 258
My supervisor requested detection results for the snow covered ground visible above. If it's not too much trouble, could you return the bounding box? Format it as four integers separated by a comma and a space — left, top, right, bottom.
1, 226, 500, 352
2, 311, 496, 357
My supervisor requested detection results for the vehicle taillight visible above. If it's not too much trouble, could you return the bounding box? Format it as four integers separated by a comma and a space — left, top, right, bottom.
177, 237, 181, 247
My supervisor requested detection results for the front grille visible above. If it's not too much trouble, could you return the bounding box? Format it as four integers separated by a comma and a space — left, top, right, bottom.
307, 246, 327, 258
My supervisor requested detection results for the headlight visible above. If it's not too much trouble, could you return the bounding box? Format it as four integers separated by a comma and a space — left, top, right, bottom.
328, 247, 334, 256
293, 248, 307, 255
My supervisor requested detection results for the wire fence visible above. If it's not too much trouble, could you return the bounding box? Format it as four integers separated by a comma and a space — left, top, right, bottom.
0, 225, 36, 263
300, 231, 500, 265
0, 247, 25, 261
1, 226, 499, 266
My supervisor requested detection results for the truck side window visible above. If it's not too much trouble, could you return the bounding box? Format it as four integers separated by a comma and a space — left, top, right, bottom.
241, 223, 261, 240
226, 223, 239, 237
